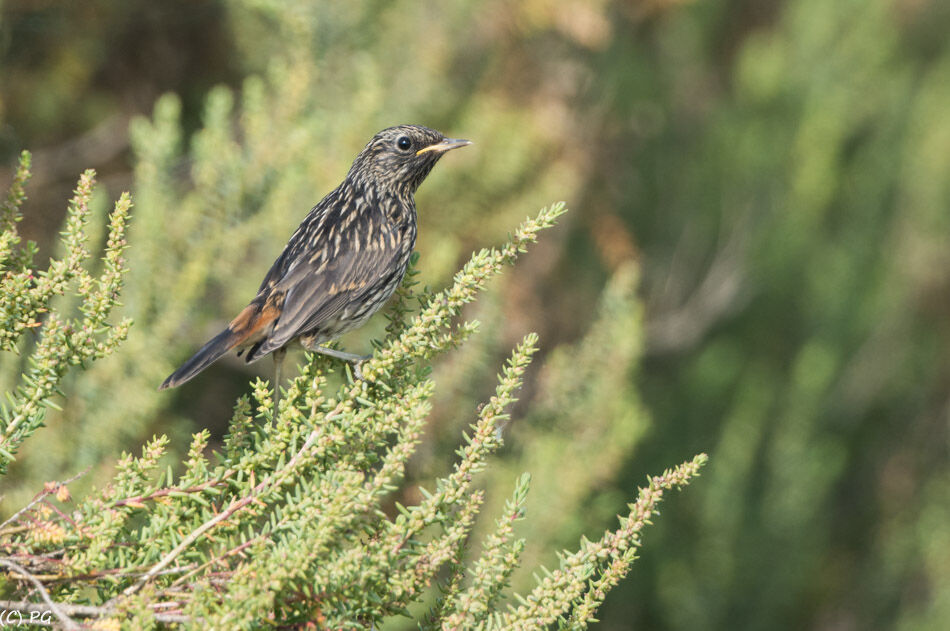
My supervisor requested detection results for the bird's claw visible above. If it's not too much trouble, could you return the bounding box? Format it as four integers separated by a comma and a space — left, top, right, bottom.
349, 354, 371, 381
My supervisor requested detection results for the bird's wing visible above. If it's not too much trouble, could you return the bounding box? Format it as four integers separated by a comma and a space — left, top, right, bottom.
255, 190, 340, 296
249, 205, 402, 358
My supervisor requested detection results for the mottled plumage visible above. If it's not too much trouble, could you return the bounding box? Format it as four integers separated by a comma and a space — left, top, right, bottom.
160, 125, 470, 390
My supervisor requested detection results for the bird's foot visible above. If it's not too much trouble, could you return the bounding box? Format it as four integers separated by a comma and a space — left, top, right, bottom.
350, 360, 367, 382
304, 344, 371, 380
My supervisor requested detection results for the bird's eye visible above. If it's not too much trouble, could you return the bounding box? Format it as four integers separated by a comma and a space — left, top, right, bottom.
396, 136, 412, 151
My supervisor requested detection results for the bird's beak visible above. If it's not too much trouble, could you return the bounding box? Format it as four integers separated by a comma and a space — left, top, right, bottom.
416, 138, 472, 156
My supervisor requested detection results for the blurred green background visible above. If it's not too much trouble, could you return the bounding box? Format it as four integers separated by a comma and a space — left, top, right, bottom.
2, 0, 949, 629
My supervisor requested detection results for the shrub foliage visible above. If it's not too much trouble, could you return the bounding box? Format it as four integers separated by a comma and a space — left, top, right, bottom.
0, 167, 705, 629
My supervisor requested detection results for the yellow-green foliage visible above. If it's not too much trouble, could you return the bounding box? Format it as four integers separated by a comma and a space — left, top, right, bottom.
0, 190, 706, 628
0, 152, 131, 474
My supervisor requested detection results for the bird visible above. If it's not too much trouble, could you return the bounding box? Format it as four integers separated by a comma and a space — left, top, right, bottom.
159, 125, 471, 393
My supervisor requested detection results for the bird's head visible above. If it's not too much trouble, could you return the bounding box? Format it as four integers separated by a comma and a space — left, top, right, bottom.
347, 125, 471, 195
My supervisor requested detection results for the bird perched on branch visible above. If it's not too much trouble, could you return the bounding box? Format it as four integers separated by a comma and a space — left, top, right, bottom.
160, 125, 471, 392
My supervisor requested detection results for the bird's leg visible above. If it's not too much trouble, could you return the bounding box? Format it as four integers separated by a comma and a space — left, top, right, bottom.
273, 347, 287, 410
301, 341, 371, 380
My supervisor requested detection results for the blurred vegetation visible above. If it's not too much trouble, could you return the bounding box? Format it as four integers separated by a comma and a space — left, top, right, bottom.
1, 0, 949, 629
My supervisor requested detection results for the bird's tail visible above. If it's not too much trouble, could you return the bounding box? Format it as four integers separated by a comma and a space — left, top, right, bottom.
159, 327, 243, 390
159, 300, 280, 391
